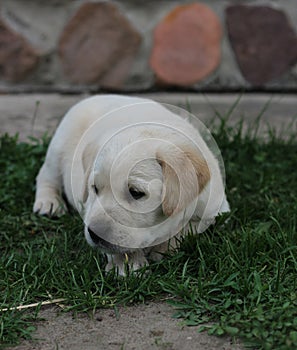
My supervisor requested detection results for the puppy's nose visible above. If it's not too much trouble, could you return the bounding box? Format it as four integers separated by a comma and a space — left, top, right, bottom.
88, 227, 106, 245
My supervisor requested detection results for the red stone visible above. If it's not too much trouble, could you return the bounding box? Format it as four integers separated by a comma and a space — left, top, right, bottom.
58, 2, 141, 88
226, 5, 297, 85
150, 3, 222, 86
0, 19, 39, 82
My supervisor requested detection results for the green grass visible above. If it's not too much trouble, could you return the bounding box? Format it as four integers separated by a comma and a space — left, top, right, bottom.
1, 116, 297, 349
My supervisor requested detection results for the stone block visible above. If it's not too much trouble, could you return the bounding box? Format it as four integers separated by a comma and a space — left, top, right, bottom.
226, 5, 297, 85
58, 2, 141, 88
150, 3, 222, 86
0, 18, 39, 82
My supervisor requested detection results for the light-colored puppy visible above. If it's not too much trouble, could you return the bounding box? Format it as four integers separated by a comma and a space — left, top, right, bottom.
33, 95, 229, 275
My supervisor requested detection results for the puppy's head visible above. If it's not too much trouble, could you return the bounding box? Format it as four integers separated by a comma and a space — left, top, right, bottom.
82, 137, 210, 253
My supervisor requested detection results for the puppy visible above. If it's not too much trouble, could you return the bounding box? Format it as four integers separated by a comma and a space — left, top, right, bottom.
33, 95, 229, 275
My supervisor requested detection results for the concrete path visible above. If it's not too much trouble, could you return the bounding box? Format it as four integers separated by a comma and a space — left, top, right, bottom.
1, 93, 296, 141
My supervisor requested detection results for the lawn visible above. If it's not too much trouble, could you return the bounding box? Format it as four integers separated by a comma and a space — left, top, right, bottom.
0, 111, 297, 349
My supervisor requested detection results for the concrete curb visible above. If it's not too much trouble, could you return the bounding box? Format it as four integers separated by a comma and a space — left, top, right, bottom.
1, 93, 296, 141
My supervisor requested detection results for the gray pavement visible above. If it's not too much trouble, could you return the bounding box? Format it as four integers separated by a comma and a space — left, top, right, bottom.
1, 93, 296, 141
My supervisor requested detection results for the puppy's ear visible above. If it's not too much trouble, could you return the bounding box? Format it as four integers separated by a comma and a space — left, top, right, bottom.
81, 143, 97, 203
156, 145, 210, 216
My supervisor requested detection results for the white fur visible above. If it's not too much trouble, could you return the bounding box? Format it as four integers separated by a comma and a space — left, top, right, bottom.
33, 95, 229, 275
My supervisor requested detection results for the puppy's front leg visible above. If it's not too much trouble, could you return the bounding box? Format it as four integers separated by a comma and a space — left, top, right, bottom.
33, 161, 67, 217
105, 251, 148, 276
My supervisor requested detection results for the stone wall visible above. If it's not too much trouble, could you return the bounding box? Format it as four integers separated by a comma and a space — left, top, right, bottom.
0, 0, 297, 93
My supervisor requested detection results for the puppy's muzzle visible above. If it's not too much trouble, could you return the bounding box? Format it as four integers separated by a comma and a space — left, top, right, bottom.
87, 226, 125, 253
88, 227, 108, 246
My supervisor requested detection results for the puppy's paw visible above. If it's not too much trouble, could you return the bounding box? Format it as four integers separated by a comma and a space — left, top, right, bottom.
105, 252, 148, 277
33, 196, 67, 217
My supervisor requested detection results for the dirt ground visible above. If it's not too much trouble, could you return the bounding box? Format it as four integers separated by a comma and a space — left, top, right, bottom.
3, 92, 295, 350
6, 302, 243, 350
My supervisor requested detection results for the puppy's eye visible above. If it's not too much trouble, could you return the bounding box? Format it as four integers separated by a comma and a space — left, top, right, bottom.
129, 187, 145, 200
92, 184, 98, 195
